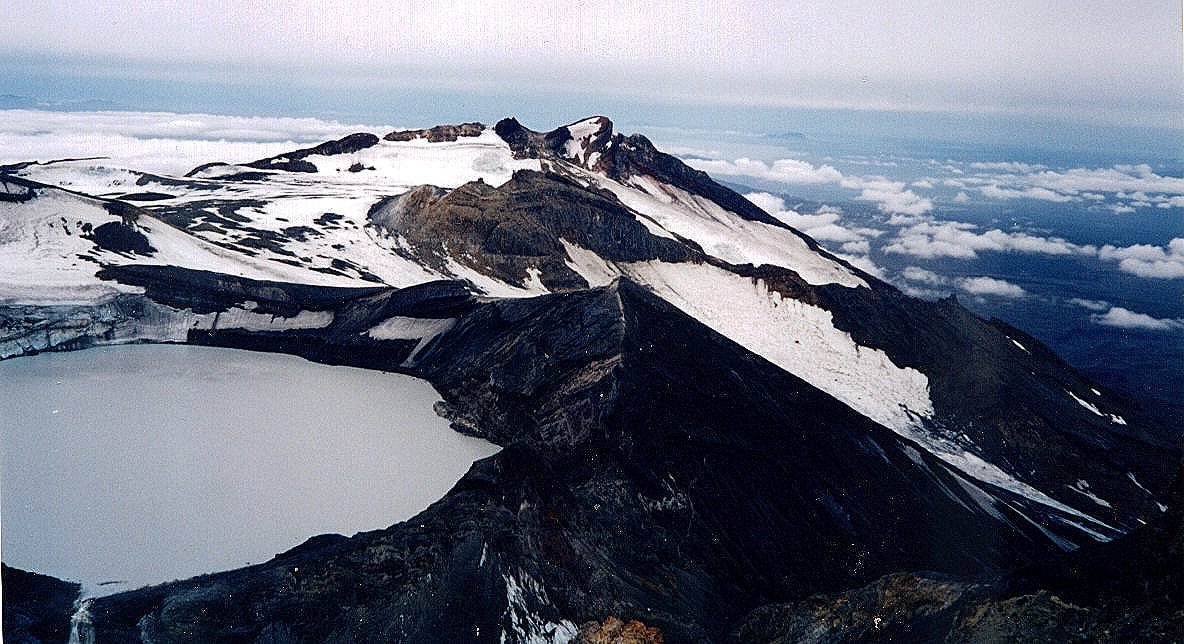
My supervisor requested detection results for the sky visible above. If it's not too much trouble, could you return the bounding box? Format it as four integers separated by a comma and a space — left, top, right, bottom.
1, 1, 1181, 128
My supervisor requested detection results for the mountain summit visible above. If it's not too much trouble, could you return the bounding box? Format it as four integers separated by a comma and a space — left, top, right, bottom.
2, 116, 1180, 642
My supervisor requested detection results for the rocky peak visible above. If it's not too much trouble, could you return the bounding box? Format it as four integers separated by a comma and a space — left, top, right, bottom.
493, 116, 785, 228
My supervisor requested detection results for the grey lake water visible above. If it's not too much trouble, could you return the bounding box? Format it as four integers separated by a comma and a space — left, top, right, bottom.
0, 344, 499, 596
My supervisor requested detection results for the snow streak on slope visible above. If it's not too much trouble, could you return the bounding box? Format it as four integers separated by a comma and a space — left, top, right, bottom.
625, 260, 928, 431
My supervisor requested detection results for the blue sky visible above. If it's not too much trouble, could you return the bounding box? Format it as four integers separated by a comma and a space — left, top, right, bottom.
2, 1, 1181, 128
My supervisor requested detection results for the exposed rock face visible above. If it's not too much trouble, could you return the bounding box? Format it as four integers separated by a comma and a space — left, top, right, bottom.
579, 616, 664, 643
384, 122, 485, 142
367, 169, 693, 290
732, 463, 1184, 643
494, 117, 785, 228
1, 565, 80, 644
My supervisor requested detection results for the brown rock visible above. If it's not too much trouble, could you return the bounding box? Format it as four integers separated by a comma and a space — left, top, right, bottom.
579, 616, 664, 644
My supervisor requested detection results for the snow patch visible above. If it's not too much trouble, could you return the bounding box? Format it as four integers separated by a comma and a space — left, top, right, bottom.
1069, 480, 1113, 508
1067, 389, 1104, 416
1066, 389, 1125, 424
1127, 472, 1151, 494
214, 308, 333, 331
561, 239, 621, 287
501, 570, 579, 644
366, 316, 456, 365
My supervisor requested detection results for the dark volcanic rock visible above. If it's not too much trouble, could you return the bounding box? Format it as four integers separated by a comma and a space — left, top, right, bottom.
385, 122, 485, 142
85, 221, 155, 255
729, 573, 986, 644
368, 170, 694, 290
731, 464, 1184, 643
240, 133, 381, 173
1, 564, 81, 644
494, 117, 785, 229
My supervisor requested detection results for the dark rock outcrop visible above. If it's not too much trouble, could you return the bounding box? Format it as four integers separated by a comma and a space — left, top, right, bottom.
385, 122, 485, 142
494, 117, 785, 228
240, 133, 381, 173
368, 169, 694, 290
1, 565, 81, 644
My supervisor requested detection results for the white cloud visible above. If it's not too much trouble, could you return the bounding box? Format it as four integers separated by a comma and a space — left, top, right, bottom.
840, 240, 871, 255
743, 191, 786, 215
690, 157, 844, 184
1092, 307, 1184, 331
745, 192, 883, 248
957, 276, 1027, 298
979, 184, 1076, 202
841, 177, 933, 215
1028, 165, 1184, 196
968, 161, 1045, 173
1068, 297, 1111, 312
883, 220, 1093, 259
0, 109, 390, 175
701, 160, 934, 216
838, 253, 886, 279
901, 266, 947, 285
1097, 238, 1184, 279
952, 191, 970, 203
967, 161, 1184, 210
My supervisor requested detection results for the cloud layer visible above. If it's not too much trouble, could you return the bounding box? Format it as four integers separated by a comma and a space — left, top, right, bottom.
0, 109, 390, 175
1091, 307, 1184, 331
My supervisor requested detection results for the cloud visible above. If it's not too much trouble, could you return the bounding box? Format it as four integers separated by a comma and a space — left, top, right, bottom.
901, 266, 947, 285
1027, 165, 1184, 196
883, 220, 1094, 259
957, 276, 1026, 298
896, 266, 958, 300
886, 217, 1184, 281
840, 240, 871, 255
697, 159, 934, 216
898, 266, 1025, 299
745, 192, 883, 249
838, 253, 886, 279
1097, 238, 1184, 279
1068, 297, 1111, 312
0, 109, 389, 175
952, 191, 970, 203
966, 161, 1184, 209
1091, 307, 1184, 331
978, 184, 1076, 202
690, 157, 843, 184
968, 161, 1045, 173
841, 177, 933, 215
